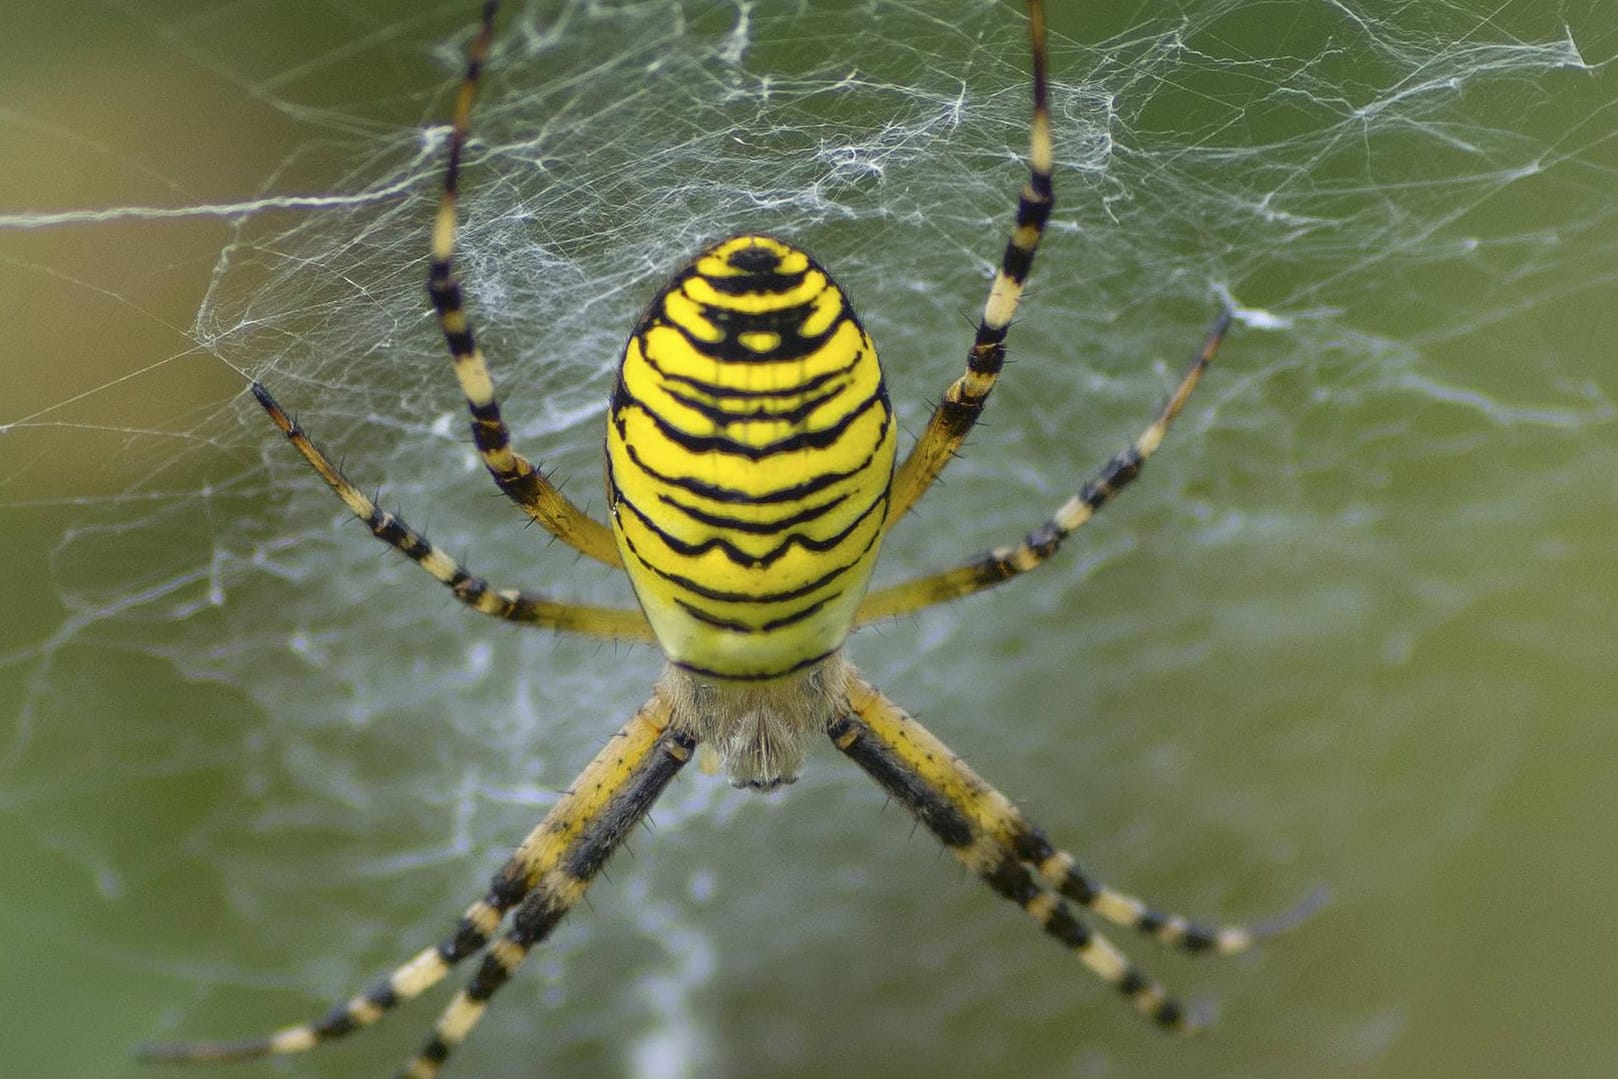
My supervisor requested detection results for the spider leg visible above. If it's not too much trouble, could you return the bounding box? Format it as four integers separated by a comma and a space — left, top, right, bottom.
253, 381, 652, 642
886, 0, 1052, 525
829, 674, 1304, 1030
140, 695, 694, 1069
857, 309, 1229, 625
396, 705, 695, 1079
429, 0, 623, 567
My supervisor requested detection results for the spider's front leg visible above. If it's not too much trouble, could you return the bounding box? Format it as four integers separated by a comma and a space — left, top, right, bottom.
828, 674, 1313, 1029
141, 695, 695, 1077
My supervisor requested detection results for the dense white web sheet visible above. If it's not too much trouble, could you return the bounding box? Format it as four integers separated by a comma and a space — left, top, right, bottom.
3, 1, 1615, 1075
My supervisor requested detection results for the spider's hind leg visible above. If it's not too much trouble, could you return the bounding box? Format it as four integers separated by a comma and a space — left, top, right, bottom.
857, 307, 1234, 626
427, 0, 623, 567
886, 0, 1053, 524
251, 382, 652, 642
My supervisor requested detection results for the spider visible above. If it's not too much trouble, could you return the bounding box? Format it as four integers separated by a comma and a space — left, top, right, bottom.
143, 2, 1315, 1076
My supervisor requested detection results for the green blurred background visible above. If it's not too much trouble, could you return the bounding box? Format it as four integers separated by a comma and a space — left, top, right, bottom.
3, 1, 1615, 1077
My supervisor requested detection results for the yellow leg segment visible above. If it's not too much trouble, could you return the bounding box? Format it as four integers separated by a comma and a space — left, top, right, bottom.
140, 695, 694, 1072
253, 382, 652, 642
859, 309, 1230, 626
886, 0, 1052, 524
395, 699, 695, 1079
831, 675, 1308, 1030
426, 0, 623, 567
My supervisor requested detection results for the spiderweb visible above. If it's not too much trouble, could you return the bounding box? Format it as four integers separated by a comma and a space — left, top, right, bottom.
2, 1, 1615, 1077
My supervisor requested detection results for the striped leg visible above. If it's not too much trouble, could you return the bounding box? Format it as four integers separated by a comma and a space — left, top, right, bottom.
857, 309, 1230, 626
830, 675, 1296, 1030
255, 382, 652, 642
428, 0, 623, 567
397, 711, 697, 1078
140, 696, 693, 1070
886, 0, 1052, 524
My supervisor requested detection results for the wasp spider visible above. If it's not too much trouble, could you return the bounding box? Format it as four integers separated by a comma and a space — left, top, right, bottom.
143, 2, 1315, 1075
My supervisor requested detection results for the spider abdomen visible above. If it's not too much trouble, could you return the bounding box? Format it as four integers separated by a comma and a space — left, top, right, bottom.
607, 235, 897, 681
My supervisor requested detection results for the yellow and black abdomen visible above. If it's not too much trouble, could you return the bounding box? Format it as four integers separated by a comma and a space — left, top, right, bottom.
607, 235, 897, 680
